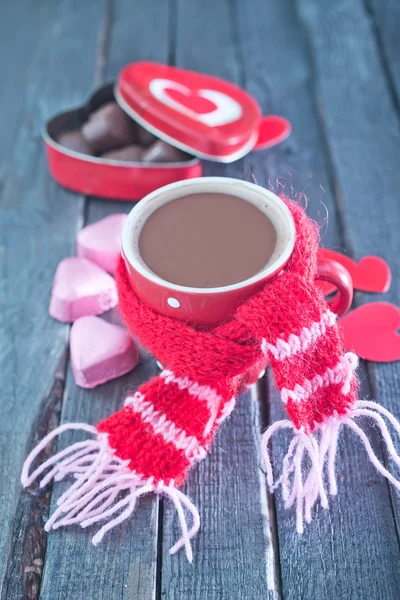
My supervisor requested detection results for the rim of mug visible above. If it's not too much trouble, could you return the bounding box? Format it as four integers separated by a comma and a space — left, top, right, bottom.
122, 177, 296, 295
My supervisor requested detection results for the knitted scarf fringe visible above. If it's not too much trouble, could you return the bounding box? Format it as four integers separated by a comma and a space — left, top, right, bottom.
21, 423, 199, 562
21, 398, 400, 555
262, 399, 400, 534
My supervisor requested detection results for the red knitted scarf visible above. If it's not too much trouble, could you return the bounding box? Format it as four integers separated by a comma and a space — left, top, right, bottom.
22, 199, 400, 561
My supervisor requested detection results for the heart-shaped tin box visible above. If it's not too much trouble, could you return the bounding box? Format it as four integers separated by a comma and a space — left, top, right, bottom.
45, 62, 291, 201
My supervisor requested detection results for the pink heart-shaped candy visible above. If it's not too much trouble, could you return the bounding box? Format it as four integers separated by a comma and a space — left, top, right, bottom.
49, 257, 118, 323
77, 214, 127, 274
340, 302, 400, 363
70, 316, 139, 388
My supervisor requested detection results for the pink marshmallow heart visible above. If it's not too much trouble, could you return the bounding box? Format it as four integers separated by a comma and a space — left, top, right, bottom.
77, 214, 127, 274
49, 257, 118, 323
70, 316, 139, 388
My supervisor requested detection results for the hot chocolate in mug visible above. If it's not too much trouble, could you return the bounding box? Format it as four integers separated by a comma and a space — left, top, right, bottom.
122, 177, 353, 385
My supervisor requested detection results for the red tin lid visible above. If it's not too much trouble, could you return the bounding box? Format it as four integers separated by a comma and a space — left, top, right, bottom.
115, 62, 262, 163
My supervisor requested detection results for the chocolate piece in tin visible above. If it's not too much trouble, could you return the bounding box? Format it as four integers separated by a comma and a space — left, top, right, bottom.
136, 124, 158, 148
102, 145, 143, 162
57, 130, 94, 155
44, 82, 203, 201
82, 102, 137, 154
142, 140, 188, 163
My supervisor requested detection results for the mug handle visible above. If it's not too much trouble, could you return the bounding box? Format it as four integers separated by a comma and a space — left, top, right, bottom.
316, 257, 353, 317
239, 256, 353, 392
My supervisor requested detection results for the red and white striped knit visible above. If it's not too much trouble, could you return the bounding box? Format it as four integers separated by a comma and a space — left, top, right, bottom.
22, 199, 400, 560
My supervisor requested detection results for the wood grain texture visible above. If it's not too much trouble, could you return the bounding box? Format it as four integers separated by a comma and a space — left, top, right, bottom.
0, 0, 47, 171
105, 0, 172, 80
0, 0, 103, 597
2, 0, 400, 598
39, 207, 161, 600
39, 350, 160, 600
159, 2, 277, 598
161, 389, 278, 600
298, 0, 400, 545
39, 0, 173, 598
2, 352, 68, 600
235, 0, 400, 598
365, 0, 400, 112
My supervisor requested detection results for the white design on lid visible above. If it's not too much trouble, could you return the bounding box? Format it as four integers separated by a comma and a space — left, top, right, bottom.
149, 79, 243, 127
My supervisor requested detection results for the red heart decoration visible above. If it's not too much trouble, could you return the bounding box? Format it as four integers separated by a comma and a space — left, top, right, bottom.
340, 302, 400, 362
164, 87, 217, 115
317, 249, 391, 295
254, 115, 292, 150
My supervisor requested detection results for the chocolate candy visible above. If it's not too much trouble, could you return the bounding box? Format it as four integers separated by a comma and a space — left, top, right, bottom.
142, 140, 188, 163
82, 102, 137, 154
57, 130, 94, 155
101, 145, 143, 162
56, 103, 192, 165
136, 124, 158, 147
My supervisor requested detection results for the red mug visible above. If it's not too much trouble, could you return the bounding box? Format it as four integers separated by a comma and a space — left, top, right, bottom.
121, 178, 353, 384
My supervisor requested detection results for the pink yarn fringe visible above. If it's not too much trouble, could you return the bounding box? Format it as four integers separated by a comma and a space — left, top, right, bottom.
261, 400, 400, 533
21, 424, 200, 562
24, 399, 400, 549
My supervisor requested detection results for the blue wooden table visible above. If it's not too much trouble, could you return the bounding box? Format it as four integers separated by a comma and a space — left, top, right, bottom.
1, 1, 400, 598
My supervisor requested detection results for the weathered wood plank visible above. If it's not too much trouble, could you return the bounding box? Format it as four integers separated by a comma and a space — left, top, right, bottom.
235, 0, 400, 598
39, 352, 160, 600
0, 1, 48, 170
298, 0, 400, 543
160, 2, 277, 598
104, 0, 172, 80
162, 388, 280, 600
365, 0, 400, 109
0, 1, 104, 597
39, 0, 173, 598
1, 352, 68, 600
39, 206, 161, 600
3, 1, 399, 599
